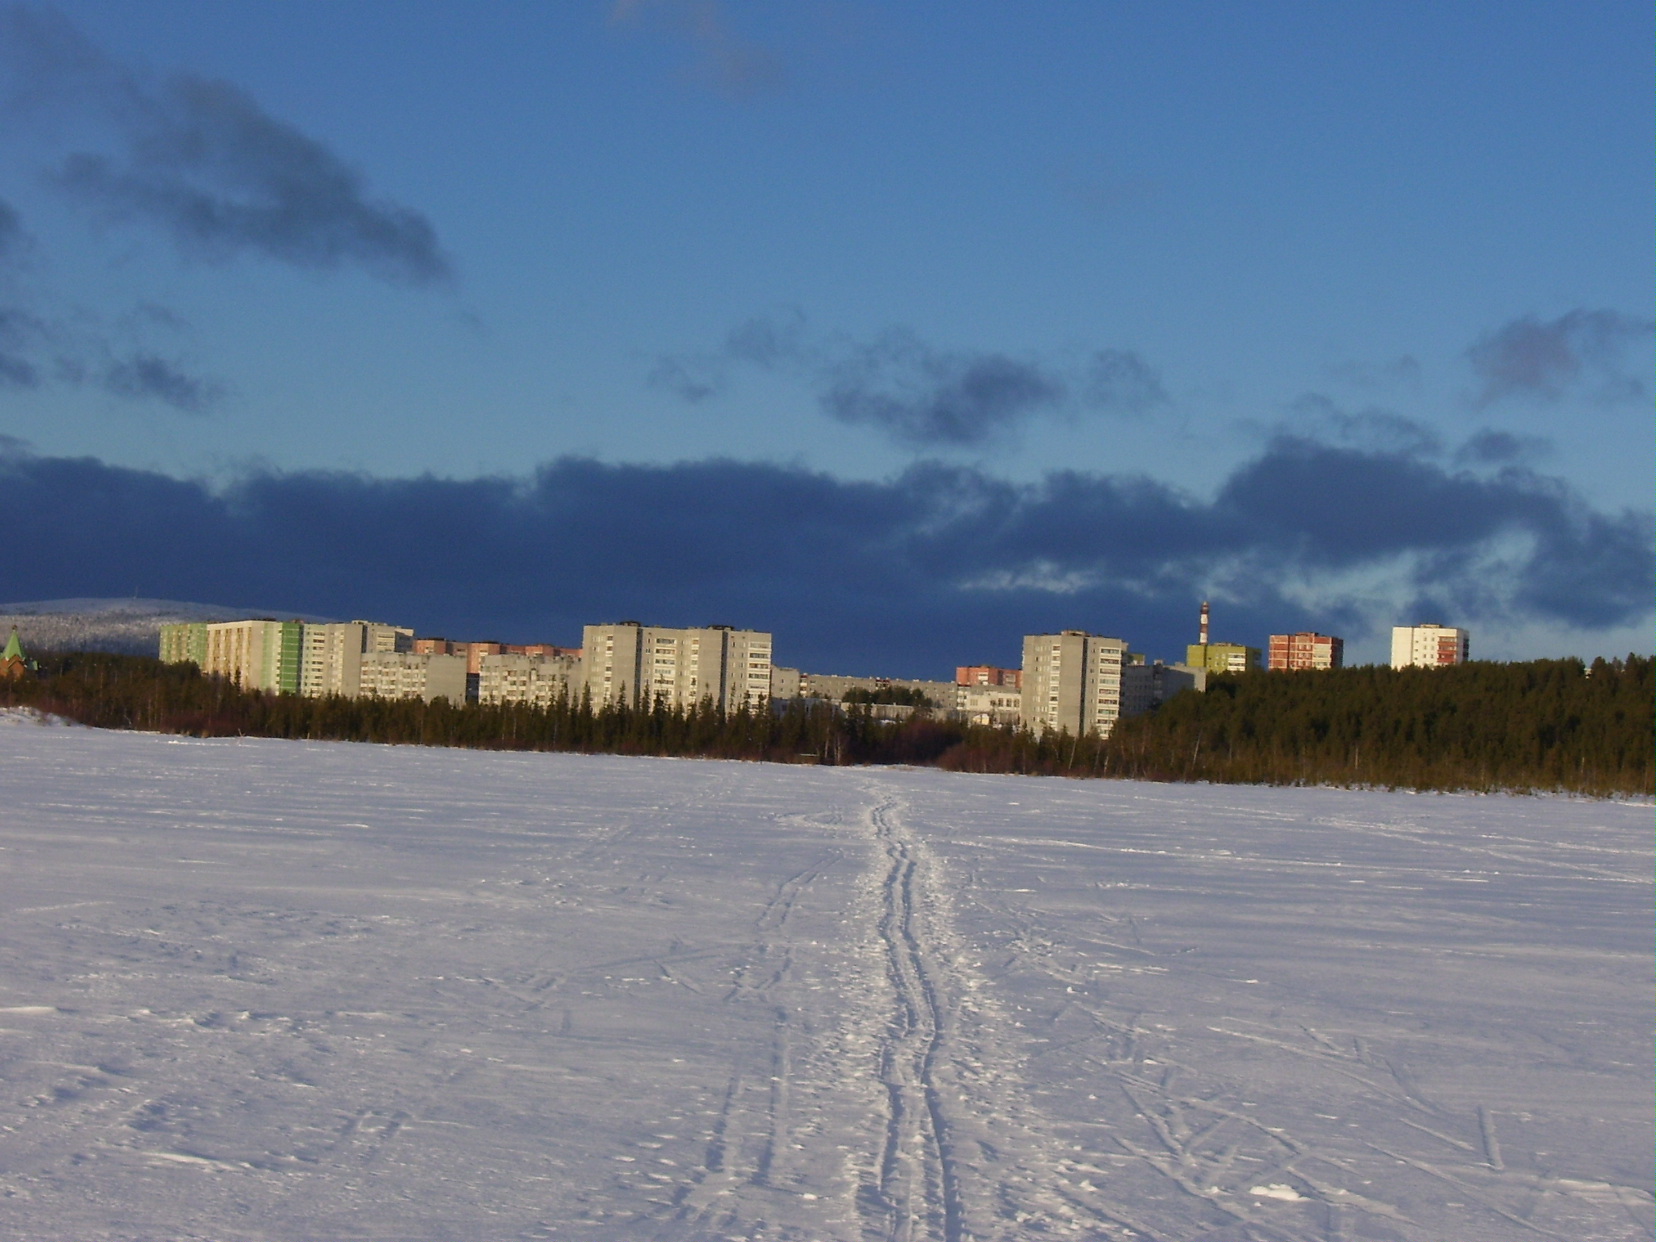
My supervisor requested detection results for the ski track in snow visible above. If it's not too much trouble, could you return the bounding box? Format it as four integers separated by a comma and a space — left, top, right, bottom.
0, 724, 1648, 1241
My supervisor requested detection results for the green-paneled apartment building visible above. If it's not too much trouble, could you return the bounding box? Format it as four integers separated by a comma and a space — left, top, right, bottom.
161, 620, 302, 694
158, 622, 208, 668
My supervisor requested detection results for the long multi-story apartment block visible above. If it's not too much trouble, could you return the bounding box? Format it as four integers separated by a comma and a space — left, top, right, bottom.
357, 651, 466, 703
416, 638, 576, 673
201, 619, 303, 693
796, 672, 959, 707
582, 623, 772, 712
478, 651, 582, 708
1020, 631, 1132, 737
418, 639, 582, 703
1268, 631, 1344, 671
1391, 623, 1469, 668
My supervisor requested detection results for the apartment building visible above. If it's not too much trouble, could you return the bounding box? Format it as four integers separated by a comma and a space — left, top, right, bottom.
357, 651, 467, 703
960, 683, 1022, 726
1268, 632, 1344, 671
1185, 642, 1260, 675
582, 623, 772, 712
1121, 661, 1207, 716
798, 672, 959, 707
955, 665, 1022, 689
1391, 623, 1469, 668
417, 639, 582, 702
1020, 631, 1132, 737
478, 651, 582, 708
202, 619, 303, 693
298, 621, 413, 698
158, 622, 208, 667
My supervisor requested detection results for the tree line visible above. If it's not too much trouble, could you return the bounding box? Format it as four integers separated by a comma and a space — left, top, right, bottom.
1098, 656, 1652, 795
2, 651, 1648, 796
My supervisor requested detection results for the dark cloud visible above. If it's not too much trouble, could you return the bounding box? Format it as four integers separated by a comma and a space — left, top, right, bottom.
0, 6, 450, 285
102, 352, 221, 412
1085, 348, 1167, 414
653, 314, 1168, 449
0, 197, 21, 261
1467, 309, 1653, 406
0, 304, 48, 388
0, 439, 1645, 674
725, 307, 807, 366
647, 354, 725, 403
1219, 437, 1528, 562
1281, 395, 1443, 456
610, 0, 785, 100
821, 331, 1067, 447
1454, 429, 1549, 467
0, 352, 36, 387
0, 296, 218, 411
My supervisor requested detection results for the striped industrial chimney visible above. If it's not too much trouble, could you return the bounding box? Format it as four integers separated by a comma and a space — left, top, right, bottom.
1199, 600, 1210, 645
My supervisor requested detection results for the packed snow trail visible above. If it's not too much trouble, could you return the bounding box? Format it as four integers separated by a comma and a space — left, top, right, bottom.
0, 721, 1648, 1241
868, 796, 962, 1242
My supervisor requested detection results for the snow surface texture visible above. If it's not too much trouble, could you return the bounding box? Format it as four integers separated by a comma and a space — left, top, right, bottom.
0, 724, 1649, 1242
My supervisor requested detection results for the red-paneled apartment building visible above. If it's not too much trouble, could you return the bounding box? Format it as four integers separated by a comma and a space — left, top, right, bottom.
1267, 631, 1344, 671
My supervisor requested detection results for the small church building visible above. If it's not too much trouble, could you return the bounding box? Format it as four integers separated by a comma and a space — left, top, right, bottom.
1, 626, 32, 679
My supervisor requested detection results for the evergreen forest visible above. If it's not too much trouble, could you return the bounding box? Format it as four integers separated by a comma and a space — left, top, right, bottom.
2, 652, 1649, 797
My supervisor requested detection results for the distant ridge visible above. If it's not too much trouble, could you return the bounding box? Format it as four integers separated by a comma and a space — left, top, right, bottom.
0, 598, 338, 656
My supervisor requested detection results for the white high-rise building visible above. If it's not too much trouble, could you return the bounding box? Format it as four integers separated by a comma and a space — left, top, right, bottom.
1020, 631, 1131, 737
582, 623, 772, 712
1391, 623, 1470, 669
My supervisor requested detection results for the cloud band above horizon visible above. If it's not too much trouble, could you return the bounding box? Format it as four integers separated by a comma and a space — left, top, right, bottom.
0, 437, 1646, 675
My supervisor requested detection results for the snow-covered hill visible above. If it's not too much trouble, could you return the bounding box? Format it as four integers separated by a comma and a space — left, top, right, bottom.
0, 598, 335, 655
0, 724, 1648, 1240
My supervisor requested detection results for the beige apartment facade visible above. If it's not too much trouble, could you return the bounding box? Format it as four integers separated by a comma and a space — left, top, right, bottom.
960, 684, 1022, 726
582, 623, 772, 713
357, 651, 467, 703
1020, 630, 1132, 737
298, 621, 414, 698
478, 651, 582, 708
202, 619, 302, 693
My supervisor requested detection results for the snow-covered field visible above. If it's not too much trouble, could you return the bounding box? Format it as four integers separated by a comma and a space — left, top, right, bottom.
0, 721, 1648, 1242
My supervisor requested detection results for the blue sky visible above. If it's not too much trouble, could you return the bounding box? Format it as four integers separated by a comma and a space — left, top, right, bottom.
0, 1, 1649, 674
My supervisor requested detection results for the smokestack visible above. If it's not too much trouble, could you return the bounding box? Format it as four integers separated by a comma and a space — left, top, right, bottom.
1199, 600, 1210, 646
